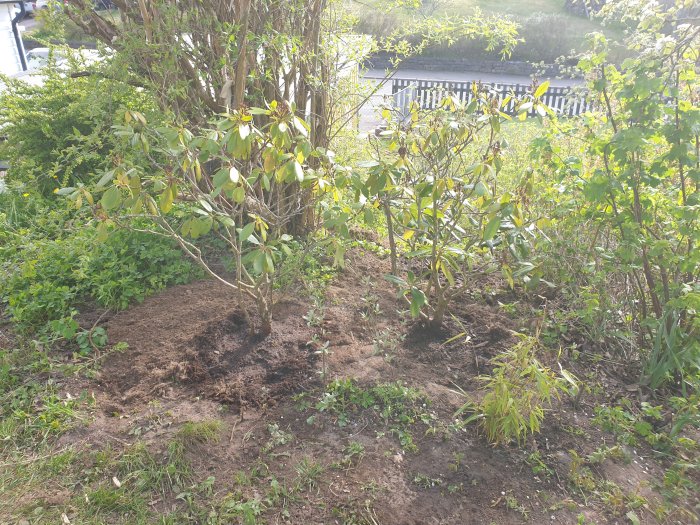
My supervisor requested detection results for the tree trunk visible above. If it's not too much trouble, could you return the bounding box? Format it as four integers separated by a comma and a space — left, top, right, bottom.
257, 295, 272, 336
233, 0, 252, 109
430, 295, 448, 327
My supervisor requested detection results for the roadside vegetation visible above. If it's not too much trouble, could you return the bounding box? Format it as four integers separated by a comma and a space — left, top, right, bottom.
351, 0, 626, 64
1, 0, 698, 524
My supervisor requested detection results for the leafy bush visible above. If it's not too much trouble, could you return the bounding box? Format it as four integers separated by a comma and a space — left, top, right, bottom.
25, 7, 96, 44
64, 103, 341, 335
87, 229, 198, 310
355, 88, 547, 325
354, 5, 617, 64
457, 336, 570, 446
0, 220, 198, 332
0, 69, 194, 334
530, 5, 700, 389
0, 72, 156, 196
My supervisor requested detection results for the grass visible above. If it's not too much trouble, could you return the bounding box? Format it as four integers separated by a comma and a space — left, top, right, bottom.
294, 457, 326, 490
1, 437, 197, 524
0, 339, 196, 524
176, 419, 223, 445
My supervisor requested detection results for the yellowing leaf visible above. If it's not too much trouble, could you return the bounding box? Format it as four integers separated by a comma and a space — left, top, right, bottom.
159, 186, 174, 213
534, 80, 550, 98
263, 150, 276, 173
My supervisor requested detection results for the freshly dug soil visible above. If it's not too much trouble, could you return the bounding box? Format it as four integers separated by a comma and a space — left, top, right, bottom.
42, 249, 692, 525
97, 280, 316, 412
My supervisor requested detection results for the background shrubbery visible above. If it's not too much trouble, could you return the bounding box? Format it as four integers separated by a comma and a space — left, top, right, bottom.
0, 73, 157, 196
357, 11, 585, 63
0, 69, 196, 335
353, 1, 625, 65
0, 206, 198, 331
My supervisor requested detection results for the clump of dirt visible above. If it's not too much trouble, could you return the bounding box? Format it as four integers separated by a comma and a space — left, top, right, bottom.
97, 280, 316, 411
181, 306, 317, 409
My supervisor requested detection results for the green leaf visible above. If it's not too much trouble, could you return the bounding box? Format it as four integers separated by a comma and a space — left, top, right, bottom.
483, 216, 501, 241
233, 186, 245, 204
96, 170, 115, 189
264, 252, 275, 273
239, 222, 256, 242
333, 241, 346, 268
410, 288, 426, 318
101, 186, 122, 211
384, 274, 408, 288
213, 168, 229, 189
626, 511, 640, 525
190, 216, 213, 239
474, 181, 489, 197
96, 221, 110, 242
198, 198, 213, 213
218, 216, 235, 228
253, 251, 265, 274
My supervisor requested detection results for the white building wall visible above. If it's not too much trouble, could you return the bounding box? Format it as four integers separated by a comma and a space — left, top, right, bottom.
0, 3, 23, 76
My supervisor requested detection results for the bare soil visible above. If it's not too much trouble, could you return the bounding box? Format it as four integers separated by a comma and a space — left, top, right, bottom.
90, 281, 317, 414
45, 249, 698, 524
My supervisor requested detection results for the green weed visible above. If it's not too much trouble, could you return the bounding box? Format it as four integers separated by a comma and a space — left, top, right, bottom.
314, 378, 435, 452
262, 423, 293, 453
526, 451, 554, 479
294, 457, 325, 490
412, 473, 442, 489
335, 441, 366, 469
